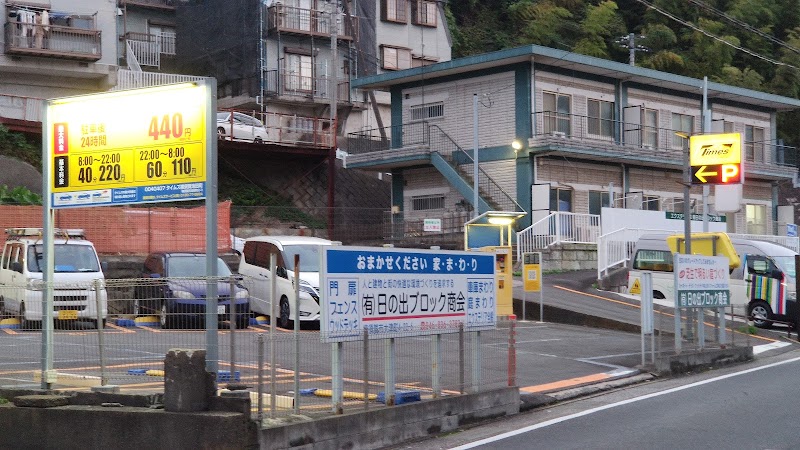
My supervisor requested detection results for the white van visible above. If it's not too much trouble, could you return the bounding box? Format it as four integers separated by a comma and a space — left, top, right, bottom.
0, 228, 108, 329
627, 233, 797, 327
238, 235, 338, 328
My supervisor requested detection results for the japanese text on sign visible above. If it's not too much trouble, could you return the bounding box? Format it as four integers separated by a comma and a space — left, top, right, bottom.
46, 83, 208, 208
321, 247, 497, 342
674, 254, 731, 308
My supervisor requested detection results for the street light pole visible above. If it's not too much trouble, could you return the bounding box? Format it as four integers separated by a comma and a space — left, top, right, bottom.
473, 93, 479, 219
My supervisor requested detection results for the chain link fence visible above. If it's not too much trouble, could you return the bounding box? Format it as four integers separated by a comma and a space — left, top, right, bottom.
0, 276, 772, 420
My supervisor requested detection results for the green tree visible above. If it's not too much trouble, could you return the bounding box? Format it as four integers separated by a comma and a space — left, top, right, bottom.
508, 0, 575, 49
572, 1, 626, 58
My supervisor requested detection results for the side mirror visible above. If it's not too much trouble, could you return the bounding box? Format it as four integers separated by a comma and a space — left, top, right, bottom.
276, 266, 288, 279
10, 262, 23, 274
149, 273, 162, 279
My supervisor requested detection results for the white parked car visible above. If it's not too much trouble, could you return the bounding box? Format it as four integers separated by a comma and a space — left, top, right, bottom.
0, 228, 108, 329
238, 235, 339, 328
216, 111, 268, 143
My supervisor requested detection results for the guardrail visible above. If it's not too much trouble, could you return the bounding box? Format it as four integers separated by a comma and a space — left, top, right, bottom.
516, 212, 600, 260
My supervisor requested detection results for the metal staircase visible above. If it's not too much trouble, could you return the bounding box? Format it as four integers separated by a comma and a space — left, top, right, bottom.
427, 124, 523, 213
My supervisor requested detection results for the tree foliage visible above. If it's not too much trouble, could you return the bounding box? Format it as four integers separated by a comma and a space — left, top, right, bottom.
446, 0, 800, 146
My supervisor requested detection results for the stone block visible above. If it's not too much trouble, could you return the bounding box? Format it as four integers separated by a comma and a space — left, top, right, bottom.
164, 349, 215, 412
13, 395, 70, 408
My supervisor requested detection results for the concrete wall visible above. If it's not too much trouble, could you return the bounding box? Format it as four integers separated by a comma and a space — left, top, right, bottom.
259, 387, 519, 449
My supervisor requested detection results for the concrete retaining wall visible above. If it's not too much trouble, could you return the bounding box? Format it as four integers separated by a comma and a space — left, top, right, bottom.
542, 244, 597, 271
259, 387, 520, 449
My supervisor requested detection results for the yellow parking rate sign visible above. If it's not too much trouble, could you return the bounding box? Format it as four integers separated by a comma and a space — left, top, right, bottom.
46, 83, 209, 208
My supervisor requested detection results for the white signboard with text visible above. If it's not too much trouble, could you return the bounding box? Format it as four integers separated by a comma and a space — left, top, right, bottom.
321, 247, 497, 342
674, 254, 731, 308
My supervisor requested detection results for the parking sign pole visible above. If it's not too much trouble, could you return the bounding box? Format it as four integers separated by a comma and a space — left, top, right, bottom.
205, 78, 219, 375
41, 101, 54, 389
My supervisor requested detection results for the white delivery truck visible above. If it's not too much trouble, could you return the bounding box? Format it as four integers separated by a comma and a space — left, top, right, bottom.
0, 228, 108, 329
628, 232, 797, 328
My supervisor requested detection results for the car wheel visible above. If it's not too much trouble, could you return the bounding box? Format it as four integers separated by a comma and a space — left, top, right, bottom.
254, 137, 263, 144
19, 302, 39, 330
217, 127, 227, 139
160, 302, 174, 329
749, 300, 773, 328
92, 319, 107, 329
236, 312, 251, 329
279, 298, 292, 329
653, 291, 666, 300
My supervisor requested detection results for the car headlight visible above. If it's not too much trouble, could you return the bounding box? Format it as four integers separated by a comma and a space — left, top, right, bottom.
172, 290, 195, 299
234, 289, 249, 299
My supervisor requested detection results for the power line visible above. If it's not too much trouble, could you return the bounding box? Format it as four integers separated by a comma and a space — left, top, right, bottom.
634, 0, 800, 71
687, 0, 800, 56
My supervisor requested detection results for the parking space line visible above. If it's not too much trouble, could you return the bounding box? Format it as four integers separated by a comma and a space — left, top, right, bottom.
2, 329, 17, 335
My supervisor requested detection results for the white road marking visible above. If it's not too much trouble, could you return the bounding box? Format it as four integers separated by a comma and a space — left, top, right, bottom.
752, 341, 791, 354
450, 355, 800, 449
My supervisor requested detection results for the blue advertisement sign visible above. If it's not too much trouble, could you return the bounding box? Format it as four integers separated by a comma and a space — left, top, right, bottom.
321, 247, 497, 343
51, 181, 205, 208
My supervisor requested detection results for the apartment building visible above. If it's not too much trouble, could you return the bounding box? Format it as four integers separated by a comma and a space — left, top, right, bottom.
0, 0, 118, 131
348, 45, 800, 235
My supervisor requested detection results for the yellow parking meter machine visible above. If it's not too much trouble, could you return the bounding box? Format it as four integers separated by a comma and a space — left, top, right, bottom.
479, 246, 514, 317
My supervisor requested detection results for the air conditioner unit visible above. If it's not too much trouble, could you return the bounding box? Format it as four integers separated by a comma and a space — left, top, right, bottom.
551, 131, 566, 138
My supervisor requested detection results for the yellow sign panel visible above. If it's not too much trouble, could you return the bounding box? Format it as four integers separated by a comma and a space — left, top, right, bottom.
46, 83, 208, 208
629, 278, 641, 295
689, 133, 741, 166
524, 264, 541, 292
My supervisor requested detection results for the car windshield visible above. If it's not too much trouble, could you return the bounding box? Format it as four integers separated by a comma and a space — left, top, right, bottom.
27, 244, 101, 273
166, 255, 232, 277
772, 255, 796, 279
283, 245, 324, 272
216, 112, 231, 121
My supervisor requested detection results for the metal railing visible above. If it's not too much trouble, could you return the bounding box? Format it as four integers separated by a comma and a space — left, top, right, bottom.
0, 93, 43, 122
532, 111, 800, 173
263, 69, 351, 102
267, 4, 357, 39
113, 69, 206, 91
428, 125, 523, 212
216, 108, 335, 149
346, 122, 522, 212
120, 0, 178, 8
125, 31, 176, 68
4, 22, 101, 61
516, 212, 601, 259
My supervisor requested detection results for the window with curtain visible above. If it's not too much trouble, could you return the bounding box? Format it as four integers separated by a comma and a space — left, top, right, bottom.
284, 53, 313, 92
589, 191, 610, 215
746, 204, 767, 234
411, 0, 437, 26
745, 125, 765, 163
588, 99, 614, 138
543, 92, 571, 136
381, 45, 411, 70
643, 109, 658, 148
382, 0, 408, 22
671, 113, 694, 148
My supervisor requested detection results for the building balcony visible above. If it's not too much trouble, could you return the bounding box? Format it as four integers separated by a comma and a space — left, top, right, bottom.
4, 22, 101, 61
267, 4, 356, 40
529, 111, 799, 182
345, 115, 799, 182
264, 69, 352, 105
119, 0, 178, 10
124, 31, 175, 68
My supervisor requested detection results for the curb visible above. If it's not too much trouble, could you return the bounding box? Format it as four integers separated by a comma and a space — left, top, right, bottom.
519, 372, 655, 412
